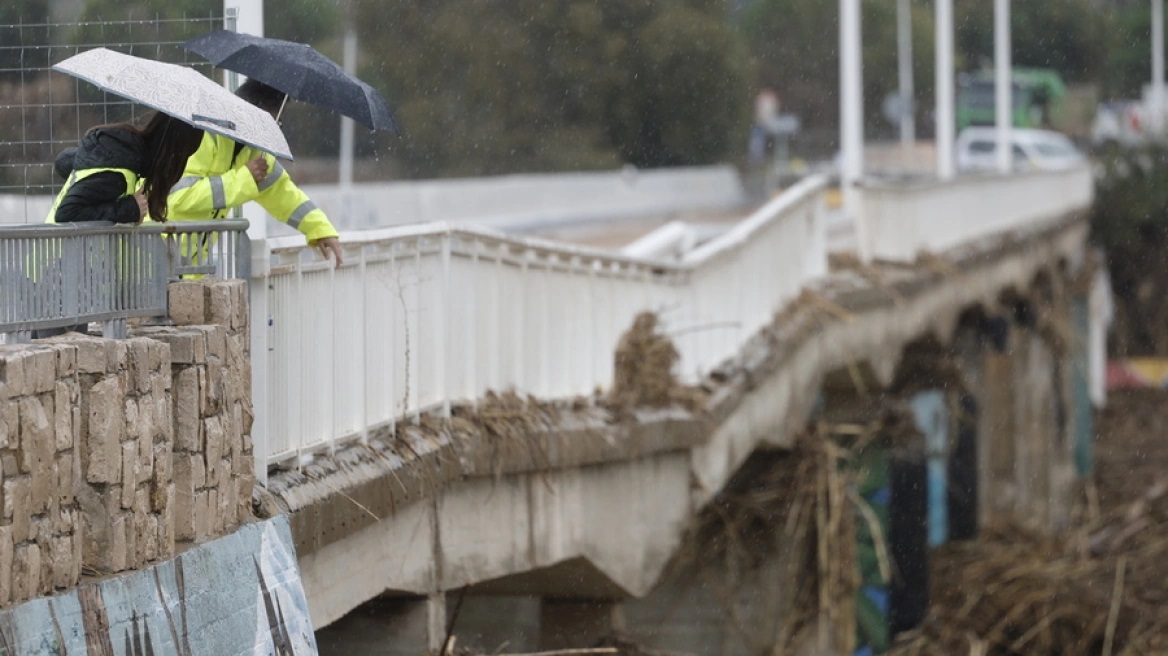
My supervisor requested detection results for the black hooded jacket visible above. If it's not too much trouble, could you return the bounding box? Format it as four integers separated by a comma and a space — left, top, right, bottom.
53, 127, 146, 224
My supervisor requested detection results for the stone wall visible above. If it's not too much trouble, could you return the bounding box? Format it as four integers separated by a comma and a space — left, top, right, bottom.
0, 279, 253, 609
0, 342, 83, 606
138, 280, 253, 544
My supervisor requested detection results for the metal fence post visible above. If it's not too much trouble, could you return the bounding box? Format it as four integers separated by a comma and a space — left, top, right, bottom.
226, 0, 269, 484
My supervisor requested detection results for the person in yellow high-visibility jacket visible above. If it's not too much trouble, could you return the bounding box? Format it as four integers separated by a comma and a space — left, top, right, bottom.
165, 79, 343, 267
49, 111, 204, 225
37, 111, 204, 337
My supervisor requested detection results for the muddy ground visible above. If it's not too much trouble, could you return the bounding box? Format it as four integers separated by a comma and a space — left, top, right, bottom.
888, 388, 1168, 655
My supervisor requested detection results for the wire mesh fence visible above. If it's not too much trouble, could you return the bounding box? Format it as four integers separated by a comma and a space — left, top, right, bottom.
0, 12, 224, 223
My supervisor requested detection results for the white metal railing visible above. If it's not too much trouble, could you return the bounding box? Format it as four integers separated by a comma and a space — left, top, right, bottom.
857, 165, 1095, 261
260, 176, 829, 465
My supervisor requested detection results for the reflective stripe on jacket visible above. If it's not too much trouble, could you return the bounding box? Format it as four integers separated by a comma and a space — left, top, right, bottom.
166, 132, 339, 243
45, 167, 137, 224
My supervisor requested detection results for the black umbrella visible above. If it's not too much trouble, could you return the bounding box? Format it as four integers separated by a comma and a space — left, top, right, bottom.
182, 29, 398, 133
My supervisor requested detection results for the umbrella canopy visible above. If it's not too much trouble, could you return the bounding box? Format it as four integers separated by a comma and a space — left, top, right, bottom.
182, 29, 398, 133
53, 47, 293, 160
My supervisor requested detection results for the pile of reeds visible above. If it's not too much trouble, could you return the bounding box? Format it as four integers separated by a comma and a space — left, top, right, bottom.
889, 389, 1168, 656
671, 426, 857, 654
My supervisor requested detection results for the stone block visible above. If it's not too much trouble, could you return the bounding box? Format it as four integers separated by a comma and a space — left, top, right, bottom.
50, 535, 73, 590
175, 452, 205, 494
71, 406, 81, 456
222, 477, 239, 530
133, 487, 149, 518
151, 443, 171, 504
104, 341, 128, 374
18, 396, 52, 474
142, 513, 159, 563
85, 376, 124, 484
0, 399, 16, 450
138, 433, 155, 482
29, 348, 57, 395
159, 484, 176, 556
56, 451, 75, 508
54, 344, 76, 378
0, 349, 25, 398
125, 512, 139, 570
0, 525, 12, 606
109, 514, 127, 572
74, 338, 107, 375
148, 340, 165, 373
1, 455, 17, 477
227, 333, 247, 371
152, 392, 172, 443
53, 506, 75, 538
70, 530, 81, 585
173, 474, 196, 542
12, 543, 40, 603
30, 457, 55, 519
121, 442, 138, 509
54, 382, 75, 451
138, 397, 158, 446
197, 367, 212, 417
194, 489, 212, 541
154, 332, 197, 365
210, 487, 223, 535
237, 457, 255, 502
204, 416, 224, 480
208, 282, 233, 327
203, 325, 227, 363
168, 281, 208, 326
174, 367, 200, 452
123, 396, 143, 444
232, 281, 249, 333
130, 339, 152, 395
151, 371, 169, 403
4, 477, 30, 541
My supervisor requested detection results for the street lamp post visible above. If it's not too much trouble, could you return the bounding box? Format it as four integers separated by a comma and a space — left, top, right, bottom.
840, 0, 865, 257
935, 0, 955, 180
994, 0, 1012, 174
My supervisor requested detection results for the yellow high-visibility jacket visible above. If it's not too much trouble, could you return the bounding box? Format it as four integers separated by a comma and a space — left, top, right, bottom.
46, 167, 138, 224
38, 167, 140, 284
165, 132, 339, 244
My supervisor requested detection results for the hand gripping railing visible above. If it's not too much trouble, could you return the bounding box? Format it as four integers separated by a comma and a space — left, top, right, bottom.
0, 220, 250, 343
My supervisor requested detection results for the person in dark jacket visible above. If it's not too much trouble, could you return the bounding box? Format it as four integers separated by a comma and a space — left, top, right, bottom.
47, 111, 204, 224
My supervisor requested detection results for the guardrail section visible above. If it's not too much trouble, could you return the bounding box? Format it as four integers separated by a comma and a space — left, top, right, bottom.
261, 176, 830, 464
858, 166, 1095, 261
0, 220, 250, 342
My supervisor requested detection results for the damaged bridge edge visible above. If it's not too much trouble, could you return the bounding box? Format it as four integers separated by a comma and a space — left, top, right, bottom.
265, 212, 1089, 598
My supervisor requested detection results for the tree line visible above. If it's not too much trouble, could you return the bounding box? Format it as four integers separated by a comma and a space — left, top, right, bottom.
0, 0, 1160, 181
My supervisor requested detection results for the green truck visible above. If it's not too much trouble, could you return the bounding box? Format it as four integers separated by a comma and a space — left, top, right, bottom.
956, 68, 1067, 130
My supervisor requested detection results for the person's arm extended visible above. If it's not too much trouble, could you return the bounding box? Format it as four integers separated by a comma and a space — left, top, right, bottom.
167, 161, 261, 219
54, 172, 141, 224
255, 156, 343, 266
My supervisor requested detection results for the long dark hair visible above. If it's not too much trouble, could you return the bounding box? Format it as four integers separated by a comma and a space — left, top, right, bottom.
93, 112, 203, 221
136, 112, 204, 221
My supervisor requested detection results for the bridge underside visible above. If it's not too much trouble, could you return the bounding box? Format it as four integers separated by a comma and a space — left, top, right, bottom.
267, 214, 1089, 646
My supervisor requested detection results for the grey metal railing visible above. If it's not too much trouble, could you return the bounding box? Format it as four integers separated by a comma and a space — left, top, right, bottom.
0, 219, 249, 343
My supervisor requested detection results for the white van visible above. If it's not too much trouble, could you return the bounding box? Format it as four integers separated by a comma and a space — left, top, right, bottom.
955, 127, 1085, 173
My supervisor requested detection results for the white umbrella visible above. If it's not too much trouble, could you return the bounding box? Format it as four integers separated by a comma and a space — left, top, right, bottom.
53, 47, 292, 160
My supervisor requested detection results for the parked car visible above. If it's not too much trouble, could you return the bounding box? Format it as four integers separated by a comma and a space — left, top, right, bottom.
955, 127, 1085, 173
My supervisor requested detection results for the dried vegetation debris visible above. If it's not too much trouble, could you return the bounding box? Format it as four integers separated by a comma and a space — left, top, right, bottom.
609, 311, 706, 413
888, 389, 1168, 656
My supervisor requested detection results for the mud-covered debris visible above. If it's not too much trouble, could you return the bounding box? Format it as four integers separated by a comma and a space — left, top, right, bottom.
608, 311, 707, 413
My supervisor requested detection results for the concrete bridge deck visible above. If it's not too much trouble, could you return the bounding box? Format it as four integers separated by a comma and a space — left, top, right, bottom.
0, 165, 1101, 654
